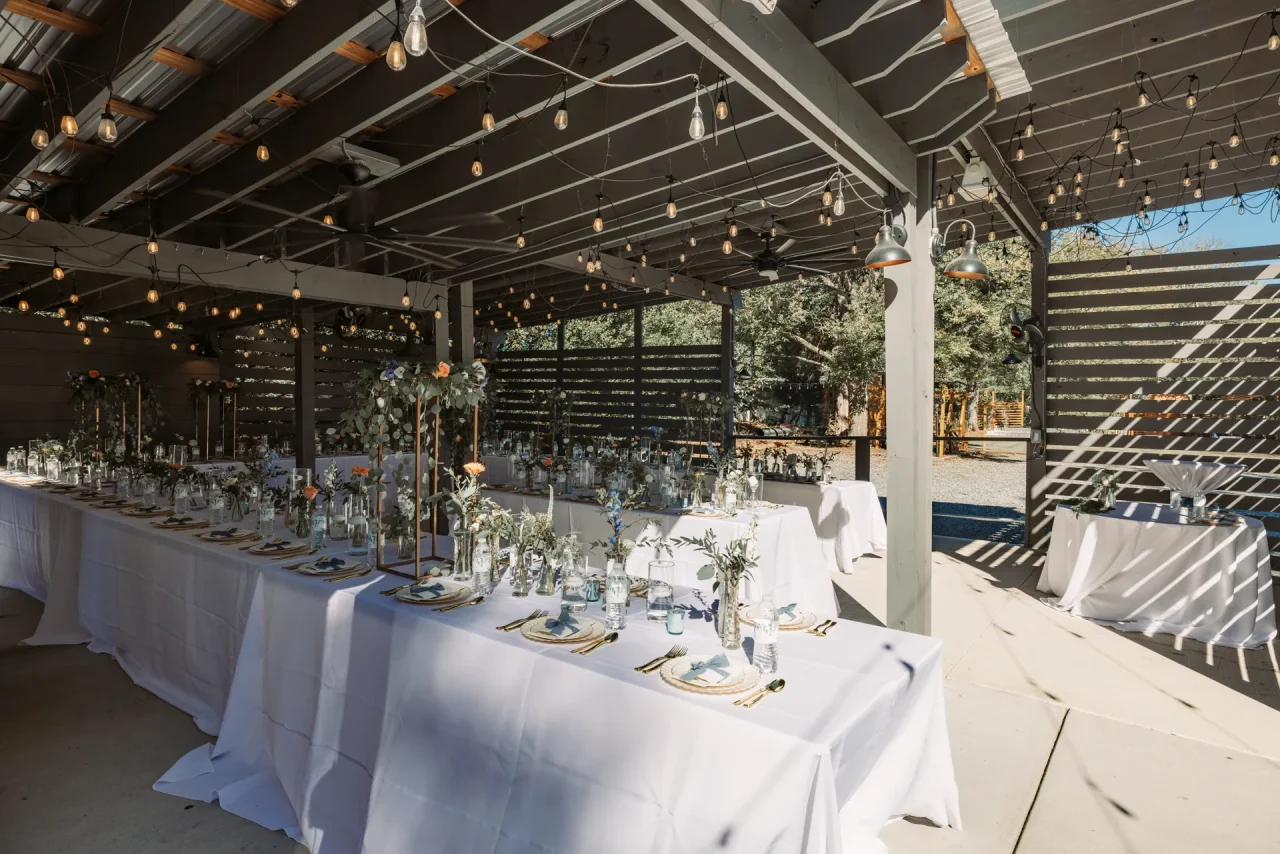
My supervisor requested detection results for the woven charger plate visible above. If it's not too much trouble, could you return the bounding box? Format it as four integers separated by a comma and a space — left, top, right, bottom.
247, 540, 306, 555
660, 655, 761, 696
738, 605, 817, 632
395, 579, 472, 605
521, 615, 605, 644
196, 527, 256, 542
297, 558, 369, 576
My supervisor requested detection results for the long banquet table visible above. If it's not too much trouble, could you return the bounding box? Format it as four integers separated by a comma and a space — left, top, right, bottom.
485, 488, 839, 618
0, 471, 959, 852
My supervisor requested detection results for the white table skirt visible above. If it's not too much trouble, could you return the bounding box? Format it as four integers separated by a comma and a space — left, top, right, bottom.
486, 489, 838, 618
1037, 502, 1277, 648
761, 480, 886, 571
155, 566, 960, 853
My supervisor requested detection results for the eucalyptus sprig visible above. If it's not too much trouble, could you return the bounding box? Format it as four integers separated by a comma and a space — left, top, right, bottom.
673, 514, 760, 593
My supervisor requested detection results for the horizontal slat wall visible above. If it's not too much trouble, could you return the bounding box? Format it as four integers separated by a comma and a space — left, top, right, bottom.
493, 345, 722, 443
0, 311, 219, 449
219, 330, 405, 441
1036, 244, 1280, 562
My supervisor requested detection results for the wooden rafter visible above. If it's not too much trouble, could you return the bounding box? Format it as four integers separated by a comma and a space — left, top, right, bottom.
107, 98, 159, 122
211, 130, 248, 147
518, 32, 551, 51
218, 0, 287, 22
334, 40, 379, 65
59, 138, 113, 155
152, 47, 207, 76
6, 0, 102, 37
0, 66, 44, 92
265, 90, 307, 109
28, 170, 72, 184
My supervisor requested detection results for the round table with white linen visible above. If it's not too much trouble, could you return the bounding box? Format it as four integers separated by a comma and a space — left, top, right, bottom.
759, 479, 886, 571
1037, 501, 1276, 648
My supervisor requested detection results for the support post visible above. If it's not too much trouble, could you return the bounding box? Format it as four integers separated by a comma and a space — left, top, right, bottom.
883, 154, 935, 636
720, 302, 735, 454
855, 436, 871, 482
448, 280, 474, 364
556, 321, 565, 386
295, 305, 317, 472
633, 306, 644, 438
1025, 236, 1049, 549
432, 298, 450, 364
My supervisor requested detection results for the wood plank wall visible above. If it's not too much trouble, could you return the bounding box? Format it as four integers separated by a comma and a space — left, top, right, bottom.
0, 311, 219, 449
1033, 243, 1280, 563
492, 345, 722, 443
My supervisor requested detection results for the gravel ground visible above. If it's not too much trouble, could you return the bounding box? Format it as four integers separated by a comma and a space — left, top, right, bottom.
746, 441, 1027, 544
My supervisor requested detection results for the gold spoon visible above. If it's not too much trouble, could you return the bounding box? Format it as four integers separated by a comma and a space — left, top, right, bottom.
744, 679, 786, 708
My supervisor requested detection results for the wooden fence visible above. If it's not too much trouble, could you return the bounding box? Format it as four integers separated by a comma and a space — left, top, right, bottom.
491, 345, 723, 444
1030, 243, 1280, 562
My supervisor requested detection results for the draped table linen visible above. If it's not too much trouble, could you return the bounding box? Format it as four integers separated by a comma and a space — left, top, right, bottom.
155, 567, 960, 854
759, 480, 887, 572
1037, 501, 1276, 648
486, 489, 838, 618
1143, 459, 1247, 499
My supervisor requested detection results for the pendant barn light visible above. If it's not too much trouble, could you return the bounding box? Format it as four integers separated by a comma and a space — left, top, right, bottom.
31, 127, 48, 150
25, 205, 39, 222
928, 219, 988, 280
404, 0, 428, 57
863, 211, 911, 270
97, 108, 118, 143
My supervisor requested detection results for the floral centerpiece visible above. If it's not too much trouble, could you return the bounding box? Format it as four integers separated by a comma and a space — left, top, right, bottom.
815, 447, 837, 481
1071, 470, 1121, 516
589, 486, 646, 568
673, 514, 760, 649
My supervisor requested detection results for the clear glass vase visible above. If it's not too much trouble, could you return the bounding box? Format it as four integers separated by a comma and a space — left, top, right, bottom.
510, 548, 532, 597
453, 532, 473, 582
647, 560, 675, 621
229, 495, 245, 523
716, 569, 741, 650
561, 551, 587, 613
535, 550, 557, 596
295, 503, 314, 540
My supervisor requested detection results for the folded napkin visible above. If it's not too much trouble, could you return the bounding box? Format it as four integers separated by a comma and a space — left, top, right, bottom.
543, 607, 581, 637
310, 557, 348, 572
409, 581, 447, 599
777, 603, 798, 621
256, 541, 298, 552
681, 653, 733, 685
207, 526, 240, 538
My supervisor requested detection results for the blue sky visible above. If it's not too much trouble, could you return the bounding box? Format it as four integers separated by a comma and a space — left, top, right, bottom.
1095, 189, 1278, 251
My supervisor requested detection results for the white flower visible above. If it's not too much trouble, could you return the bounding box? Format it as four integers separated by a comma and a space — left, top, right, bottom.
376, 397, 385, 408
698, 392, 706, 401
645, 473, 654, 483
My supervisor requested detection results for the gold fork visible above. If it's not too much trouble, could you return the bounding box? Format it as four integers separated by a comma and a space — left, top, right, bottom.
807, 619, 836, 636
324, 567, 371, 583
497, 609, 546, 631
435, 595, 485, 612
636, 644, 686, 673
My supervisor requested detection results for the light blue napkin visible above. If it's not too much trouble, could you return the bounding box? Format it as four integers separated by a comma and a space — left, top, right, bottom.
543, 607, 581, 637
681, 653, 733, 684
778, 603, 798, 620
409, 581, 447, 599
312, 557, 347, 571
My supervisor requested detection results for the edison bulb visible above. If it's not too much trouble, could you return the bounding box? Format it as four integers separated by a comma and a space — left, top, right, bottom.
821, 186, 833, 207
176, 300, 187, 312
666, 199, 678, 218
31, 127, 48, 150
52, 265, 64, 281
322, 213, 335, 226
946, 191, 955, 206
1048, 192, 1056, 205
1271, 151, 1280, 167
83, 336, 91, 345
147, 238, 159, 255
1194, 185, 1203, 199
170, 342, 178, 350
715, 95, 728, 121
68, 290, 79, 304
97, 113, 117, 143
1183, 174, 1192, 188
1186, 92, 1197, 108
689, 235, 697, 248
289, 325, 299, 339
592, 214, 604, 232
291, 285, 302, 300
1117, 174, 1126, 188
386, 39, 407, 71
1024, 122, 1033, 138
1143, 191, 1152, 205
728, 221, 738, 238
146, 287, 159, 303
1055, 182, 1065, 195
515, 232, 526, 248
258, 327, 265, 336
481, 109, 496, 132
521, 298, 530, 310
471, 155, 483, 177
210, 305, 220, 316
1073, 209, 1082, 221
166, 320, 176, 330
553, 103, 569, 131
404, 0, 428, 57
102, 325, 109, 334
62, 318, 70, 326
25, 206, 39, 222
1138, 90, 1150, 107
153, 328, 162, 339
76, 320, 86, 332
256, 143, 270, 162
1015, 144, 1024, 161
688, 103, 705, 141
721, 239, 733, 255
60, 114, 78, 136
1229, 132, 1241, 148
832, 191, 846, 217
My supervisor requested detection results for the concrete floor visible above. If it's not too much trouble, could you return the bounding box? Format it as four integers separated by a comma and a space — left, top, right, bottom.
837, 539, 1280, 854
4, 539, 1280, 854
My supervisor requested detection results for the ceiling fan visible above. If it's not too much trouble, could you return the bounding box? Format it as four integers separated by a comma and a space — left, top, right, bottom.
193, 158, 516, 271
714, 232, 858, 282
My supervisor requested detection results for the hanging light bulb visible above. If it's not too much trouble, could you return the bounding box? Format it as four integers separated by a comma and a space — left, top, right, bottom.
688, 96, 705, 141
936, 196, 944, 210
291, 282, 302, 300
31, 127, 48, 150
553, 95, 569, 131
728, 220, 738, 238
666, 181, 678, 218
521, 298, 530, 310
83, 336, 92, 346
722, 238, 733, 255
289, 324, 299, 339
988, 226, 997, 242
481, 103, 496, 133
68, 287, 79, 304
833, 189, 846, 217
715, 88, 729, 121
1143, 188, 1152, 205
166, 320, 176, 330
515, 223, 527, 249
210, 305, 220, 316
1040, 218, 1049, 232
1024, 119, 1034, 138
1073, 208, 1083, 221
585, 258, 596, 273
1117, 172, 1126, 189
25, 205, 39, 223
577, 251, 584, 264
1074, 183, 1083, 197
689, 234, 697, 248
1185, 79, 1198, 108
404, 0, 428, 57
1270, 148, 1280, 167
1229, 129, 1241, 148
97, 110, 117, 143
1209, 150, 1219, 170
176, 300, 187, 312
821, 184, 833, 207
1015, 143, 1024, 162
60, 114, 78, 136
1074, 167, 1083, 184
1055, 181, 1065, 196
1048, 191, 1057, 205
147, 234, 159, 255
255, 302, 263, 311
1194, 183, 1203, 199
592, 206, 604, 233
946, 190, 955, 206
401, 286, 411, 308
471, 150, 483, 178
102, 325, 109, 334
75, 319, 86, 332
386, 37, 408, 71
153, 328, 162, 339
1269, 19, 1280, 50
641, 253, 647, 266
1111, 124, 1121, 143
323, 213, 335, 226
256, 142, 270, 163
51, 263, 64, 281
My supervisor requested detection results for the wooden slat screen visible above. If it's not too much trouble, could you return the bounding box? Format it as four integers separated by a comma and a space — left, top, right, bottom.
492, 345, 722, 443
219, 330, 405, 441
1034, 243, 1280, 562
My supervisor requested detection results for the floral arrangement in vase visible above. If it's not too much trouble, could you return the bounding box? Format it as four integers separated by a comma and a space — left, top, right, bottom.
589, 486, 646, 565
673, 513, 760, 649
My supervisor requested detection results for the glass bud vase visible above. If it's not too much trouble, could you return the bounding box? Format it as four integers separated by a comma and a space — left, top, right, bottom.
453, 532, 474, 582
295, 502, 313, 540
229, 494, 245, 523
535, 550, 558, 596
397, 532, 416, 562
510, 549, 531, 597
715, 568, 741, 650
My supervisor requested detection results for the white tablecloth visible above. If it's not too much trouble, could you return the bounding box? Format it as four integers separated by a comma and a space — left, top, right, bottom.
155, 566, 960, 854
487, 489, 838, 618
1143, 459, 1246, 497
761, 480, 887, 572
1037, 501, 1277, 648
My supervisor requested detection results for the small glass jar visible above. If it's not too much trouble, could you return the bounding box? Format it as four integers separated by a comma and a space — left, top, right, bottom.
666, 608, 685, 635
348, 497, 369, 555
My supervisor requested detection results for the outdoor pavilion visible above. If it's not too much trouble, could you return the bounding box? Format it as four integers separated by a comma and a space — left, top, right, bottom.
1, 0, 1280, 851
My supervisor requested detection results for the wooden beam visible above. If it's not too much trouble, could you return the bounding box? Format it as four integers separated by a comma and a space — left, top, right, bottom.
28, 170, 72, 184
430, 83, 458, 99
59, 138, 114, 156
0, 66, 43, 92
107, 98, 159, 122
152, 47, 207, 76
211, 130, 248, 147
518, 31, 551, 50
823, 0, 947, 86
265, 90, 307, 109
857, 39, 969, 118
163, 163, 200, 176
219, 0, 286, 23
7, 0, 101, 36
334, 40, 378, 65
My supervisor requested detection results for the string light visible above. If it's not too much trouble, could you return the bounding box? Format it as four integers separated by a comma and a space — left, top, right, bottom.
1055, 181, 1065, 196
1208, 145, 1219, 170
25, 205, 39, 223
592, 197, 604, 232
289, 324, 299, 339
147, 233, 159, 255
1269, 15, 1280, 50
97, 109, 117, 143
291, 276, 302, 299
386, 36, 407, 71
1047, 190, 1056, 205
1023, 106, 1034, 138
60, 113, 78, 136
153, 328, 162, 339
553, 88, 569, 131
68, 286, 79, 304
1182, 164, 1192, 187
715, 84, 729, 121
401, 285, 411, 308
434, 307, 442, 320
821, 184, 833, 207
256, 142, 270, 163
688, 89, 705, 141
515, 217, 527, 248
404, 0, 428, 57
665, 179, 678, 218
833, 188, 846, 217
102, 325, 109, 334
471, 147, 483, 178
177, 300, 187, 312
728, 219, 738, 238
1136, 73, 1150, 106
210, 305, 220, 316
722, 238, 733, 255
31, 127, 48, 150
323, 213, 335, 226
76, 319, 86, 332
51, 257, 65, 281
1015, 142, 1024, 161
1185, 76, 1198, 109
946, 189, 955, 206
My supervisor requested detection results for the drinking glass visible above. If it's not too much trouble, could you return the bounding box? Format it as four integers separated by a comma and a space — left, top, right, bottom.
141, 476, 157, 506
258, 502, 275, 539
174, 482, 189, 515
561, 552, 587, 613
209, 486, 226, 526
214, 441, 225, 459
647, 560, 675, 621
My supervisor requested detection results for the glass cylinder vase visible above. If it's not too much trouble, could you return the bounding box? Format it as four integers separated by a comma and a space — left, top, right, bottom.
535, 550, 557, 596
647, 559, 675, 621
453, 532, 474, 582
510, 549, 532, 597
715, 568, 741, 650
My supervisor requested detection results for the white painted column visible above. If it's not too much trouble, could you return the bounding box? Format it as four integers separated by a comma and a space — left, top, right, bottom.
883, 155, 935, 635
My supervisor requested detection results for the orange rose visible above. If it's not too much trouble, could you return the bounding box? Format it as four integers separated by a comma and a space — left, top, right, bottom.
542, 458, 552, 468
88, 370, 100, 379
463, 461, 486, 477
433, 361, 450, 379
170, 463, 183, 470
351, 466, 369, 476
301, 485, 318, 501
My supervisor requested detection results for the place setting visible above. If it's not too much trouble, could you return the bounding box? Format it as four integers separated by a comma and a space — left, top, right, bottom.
194, 526, 261, 545
124, 504, 171, 518
151, 514, 208, 530
519, 605, 610, 652
739, 601, 817, 632
290, 556, 372, 583
388, 577, 475, 608
245, 539, 311, 559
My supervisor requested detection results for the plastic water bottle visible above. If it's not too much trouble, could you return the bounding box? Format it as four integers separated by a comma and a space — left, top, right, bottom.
348, 499, 369, 556
257, 503, 274, 539
209, 487, 226, 526
754, 596, 779, 674
604, 559, 629, 630
310, 506, 327, 550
